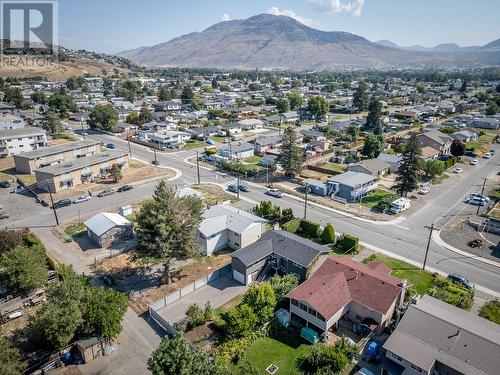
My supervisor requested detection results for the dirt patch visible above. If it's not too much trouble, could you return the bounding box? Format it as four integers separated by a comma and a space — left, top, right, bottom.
192, 184, 239, 206
93, 251, 232, 314
184, 322, 221, 354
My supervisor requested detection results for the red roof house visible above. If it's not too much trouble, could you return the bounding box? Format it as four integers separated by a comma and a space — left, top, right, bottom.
287, 257, 407, 335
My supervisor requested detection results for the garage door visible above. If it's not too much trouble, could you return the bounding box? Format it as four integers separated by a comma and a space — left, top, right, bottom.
233, 269, 245, 284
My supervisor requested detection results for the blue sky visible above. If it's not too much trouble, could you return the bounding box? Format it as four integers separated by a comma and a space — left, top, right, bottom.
58, 0, 500, 53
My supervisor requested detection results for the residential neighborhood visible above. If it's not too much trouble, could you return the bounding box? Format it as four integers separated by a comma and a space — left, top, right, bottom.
1, 2, 500, 375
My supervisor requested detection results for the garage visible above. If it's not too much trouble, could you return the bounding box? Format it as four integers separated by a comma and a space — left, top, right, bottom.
233, 269, 245, 284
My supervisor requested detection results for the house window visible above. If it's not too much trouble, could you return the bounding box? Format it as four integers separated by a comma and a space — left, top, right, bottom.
391, 353, 403, 362
317, 313, 326, 322
307, 307, 317, 317
292, 261, 302, 268
299, 302, 308, 312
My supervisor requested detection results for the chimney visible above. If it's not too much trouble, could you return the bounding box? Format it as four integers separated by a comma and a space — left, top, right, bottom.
355, 271, 359, 280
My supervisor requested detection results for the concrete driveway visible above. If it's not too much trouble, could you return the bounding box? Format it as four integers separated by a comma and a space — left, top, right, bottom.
157, 276, 247, 324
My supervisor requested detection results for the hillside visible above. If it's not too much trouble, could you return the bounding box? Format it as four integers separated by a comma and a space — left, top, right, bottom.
117, 14, 486, 70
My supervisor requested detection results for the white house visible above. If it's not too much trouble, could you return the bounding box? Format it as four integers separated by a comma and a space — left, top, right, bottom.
0, 127, 47, 156
219, 142, 254, 159
149, 131, 191, 148
197, 204, 266, 256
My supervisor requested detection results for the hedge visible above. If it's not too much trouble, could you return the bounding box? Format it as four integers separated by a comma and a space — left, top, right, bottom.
340, 234, 359, 254
301, 220, 321, 237
321, 223, 336, 244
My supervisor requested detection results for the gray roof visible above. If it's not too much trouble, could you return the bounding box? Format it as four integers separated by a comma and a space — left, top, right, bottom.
231, 230, 328, 268
199, 204, 265, 236
255, 135, 283, 147
0, 126, 46, 140
35, 150, 127, 176
13, 140, 100, 160
418, 130, 453, 146
84, 212, 131, 237
377, 153, 402, 164
328, 171, 376, 188
347, 159, 391, 174
220, 141, 254, 153
384, 295, 500, 375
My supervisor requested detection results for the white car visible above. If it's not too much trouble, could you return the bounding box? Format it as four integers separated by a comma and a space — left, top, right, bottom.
73, 194, 91, 204
483, 152, 492, 159
265, 188, 283, 198
453, 167, 464, 173
469, 193, 490, 203
470, 159, 479, 166
419, 186, 431, 195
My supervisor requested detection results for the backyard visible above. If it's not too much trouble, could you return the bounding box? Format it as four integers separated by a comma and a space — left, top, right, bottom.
233, 330, 311, 375
183, 139, 206, 149
361, 189, 397, 209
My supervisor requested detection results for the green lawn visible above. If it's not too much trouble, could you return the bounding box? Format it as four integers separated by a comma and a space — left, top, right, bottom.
479, 299, 500, 324
243, 155, 262, 164
477, 133, 495, 144
488, 188, 500, 200
234, 330, 310, 375
211, 136, 227, 143
362, 254, 434, 295
64, 222, 87, 240
182, 139, 206, 149
214, 294, 244, 317
361, 189, 397, 208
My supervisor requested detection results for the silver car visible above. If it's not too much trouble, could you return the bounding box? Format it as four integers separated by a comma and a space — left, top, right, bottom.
73, 194, 91, 204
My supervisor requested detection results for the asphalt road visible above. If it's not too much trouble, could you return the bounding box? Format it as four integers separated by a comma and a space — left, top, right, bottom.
3, 129, 500, 296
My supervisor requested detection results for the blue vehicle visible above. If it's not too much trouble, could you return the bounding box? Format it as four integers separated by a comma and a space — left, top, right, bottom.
106, 143, 116, 149
206, 139, 215, 145
227, 184, 238, 193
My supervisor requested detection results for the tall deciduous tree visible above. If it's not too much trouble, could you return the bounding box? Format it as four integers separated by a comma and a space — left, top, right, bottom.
287, 91, 303, 109
242, 283, 276, 324
139, 104, 153, 124
394, 134, 422, 197
43, 112, 62, 134
362, 133, 383, 159
135, 181, 201, 282
276, 98, 290, 113
268, 274, 299, 301
346, 124, 359, 142
307, 96, 329, 121
148, 335, 215, 375
450, 140, 465, 157
0, 334, 23, 375
277, 126, 303, 177
1, 245, 48, 292
88, 104, 119, 130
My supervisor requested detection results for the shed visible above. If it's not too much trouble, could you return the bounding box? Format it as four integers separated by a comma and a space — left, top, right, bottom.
84, 212, 133, 247
76, 337, 112, 363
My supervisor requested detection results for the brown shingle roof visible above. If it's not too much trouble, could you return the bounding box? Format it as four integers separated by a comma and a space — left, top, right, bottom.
287, 257, 402, 320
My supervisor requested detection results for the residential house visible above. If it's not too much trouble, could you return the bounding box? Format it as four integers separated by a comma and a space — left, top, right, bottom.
260, 153, 279, 167
0, 117, 25, 131
254, 135, 283, 155
13, 140, 100, 174
287, 257, 406, 336
198, 204, 266, 256
377, 153, 402, 172
187, 125, 222, 139
328, 171, 378, 202
0, 127, 47, 156
420, 146, 441, 160
451, 129, 477, 143
417, 130, 452, 156
279, 111, 299, 123
84, 212, 133, 248
238, 118, 264, 130
346, 159, 391, 177
148, 131, 191, 148
231, 230, 329, 285
219, 142, 254, 159
221, 123, 243, 135
471, 118, 499, 129
35, 150, 128, 192
384, 295, 500, 375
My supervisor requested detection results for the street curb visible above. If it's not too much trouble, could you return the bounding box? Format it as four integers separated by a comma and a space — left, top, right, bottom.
130, 157, 182, 181
434, 230, 500, 269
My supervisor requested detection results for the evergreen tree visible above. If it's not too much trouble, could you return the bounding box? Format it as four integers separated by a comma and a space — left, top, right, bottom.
459, 80, 468, 93
139, 104, 153, 124
352, 81, 368, 112
157, 85, 170, 101
321, 223, 336, 244
276, 98, 290, 113
43, 112, 62, 134
394, 134, 422, 197
277, 126, 303, 177
135, 181, 201, 282
365, 97, 382, 130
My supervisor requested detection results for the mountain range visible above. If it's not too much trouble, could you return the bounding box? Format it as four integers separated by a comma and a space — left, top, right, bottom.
117, 14, 500, 70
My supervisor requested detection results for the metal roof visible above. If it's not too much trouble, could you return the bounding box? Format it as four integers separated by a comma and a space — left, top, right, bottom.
13, 140, 100, 160
383, 295, 500, 375
328, 171, 376, 188
199, 204, 265, 237
84, 212, 131, 237
0, 126, 46, 140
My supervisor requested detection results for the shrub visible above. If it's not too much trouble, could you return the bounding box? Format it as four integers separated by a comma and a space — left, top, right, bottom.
339, 234, 359, 254
334, 336, 360, 362
242, 283, 277, 324
321, 223, 336, 244
301, 219, 321, 237
203, 301, 213, 321
186, 303, 205, 330
219, 304, 258, 338
268, 274, 299, 301
479, 299, 500, 324
299, 344, 349, 374
283, 218, 302, 233
281, 208, 294, 223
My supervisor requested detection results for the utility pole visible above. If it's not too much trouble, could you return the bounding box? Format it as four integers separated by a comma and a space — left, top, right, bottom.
477, 178, 487, 215
47, 187, 59, 226
153, 145, 158, 166
127, 136, 132, 157
237, 174, 240, 199
304, 182, 309, 220
81, 121, 85, 139
423, 224, 435, 270
195, 151, 201, 185
266, 165, 269, 186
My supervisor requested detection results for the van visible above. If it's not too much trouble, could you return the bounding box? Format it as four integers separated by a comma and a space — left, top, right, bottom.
389, 197, 411, 214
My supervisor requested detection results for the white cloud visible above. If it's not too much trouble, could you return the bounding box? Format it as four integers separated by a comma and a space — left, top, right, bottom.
222, 13, 231, 21
307, 0, 365, 17
267, 6, 316, 26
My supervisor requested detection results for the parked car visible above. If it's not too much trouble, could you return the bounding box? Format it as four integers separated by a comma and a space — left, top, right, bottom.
470, 159, 479, 165
483, 152, 492, 159
73, 194, 91, 204
489, 149, 496, 155
106, 143, 116, 149
117, 184, 133, 192
447, 273, 475, 290
418, 186, 431, 195
239, 184, 250, 192
0, 180, 11, 188
206, 139, 215, 145
227, 184, 238, 193
469, 193, 490, 203
52, 199, 71, 209
97, 188, 114, 197
152, 160, 160, 166
464, 150, 477, 157
0, 212, 9, 219
453, 167, 464, 173
266, 188, 283, 198
465, 196, 487, 206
